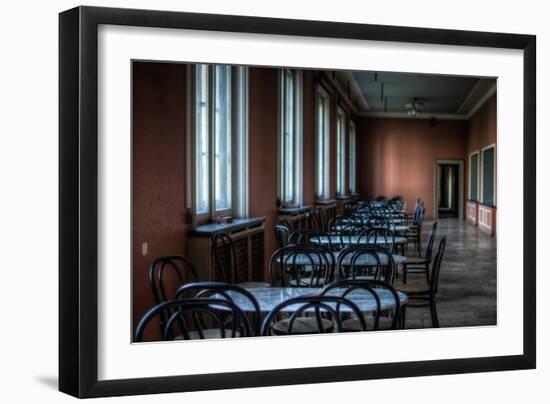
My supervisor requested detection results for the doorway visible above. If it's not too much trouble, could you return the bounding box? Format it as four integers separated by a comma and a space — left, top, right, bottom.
434, 159, 464, 220
438, 164, 459, 217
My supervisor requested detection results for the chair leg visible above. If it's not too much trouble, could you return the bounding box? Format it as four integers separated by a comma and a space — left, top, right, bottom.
425, 262, 430, 284
430, 299, 439, 328
416, 234, 422, 257
401, 306, 407, 329
402, 265, 407, 284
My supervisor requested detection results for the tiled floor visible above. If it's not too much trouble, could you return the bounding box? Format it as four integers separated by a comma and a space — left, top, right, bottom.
396, 218, 497, 329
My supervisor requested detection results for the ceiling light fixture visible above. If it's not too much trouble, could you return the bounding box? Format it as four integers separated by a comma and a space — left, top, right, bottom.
405, 98, 423, 117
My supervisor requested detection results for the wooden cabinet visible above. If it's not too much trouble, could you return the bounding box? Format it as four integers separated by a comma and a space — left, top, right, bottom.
277, 206, 313, 232
187, 217, 266, 282
315, 200, 337, 231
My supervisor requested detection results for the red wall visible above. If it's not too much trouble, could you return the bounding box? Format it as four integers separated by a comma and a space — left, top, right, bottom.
465, 93, 497, 234
356, 117, 468, 218
132, 62, 190, 340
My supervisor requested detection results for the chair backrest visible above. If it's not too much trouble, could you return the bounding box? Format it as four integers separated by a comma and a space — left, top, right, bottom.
260, 295, 366, 335
337, 245, 382, 281
134, 298, 250, 342
288, 228, 319, 245
268, 244, 335, 287
320, 279, 401, 330
430, 236, 447, 294
176, 281, 262, 336
211, 232, 246, 283
148, 256, 198, 306
366, 228, 396, 253
275, 225, 290, 248
424, 221, 438, 261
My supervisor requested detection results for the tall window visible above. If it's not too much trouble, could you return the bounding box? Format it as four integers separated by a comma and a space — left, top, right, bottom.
481, 145, 495, 206
279, 69, 303, 207
469, 152, 479, 201
349, 121, 357, 194
194, 64, 248, 220
336, 107, 347, 196
195, 65, 210, 214
214, 65, 232, 211
316, 86, 330, 199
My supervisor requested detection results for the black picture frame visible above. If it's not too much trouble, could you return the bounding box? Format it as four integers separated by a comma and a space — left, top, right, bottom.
59, 5, 536, 398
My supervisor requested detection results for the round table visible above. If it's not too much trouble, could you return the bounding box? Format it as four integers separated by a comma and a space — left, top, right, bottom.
220, 287, 408, 313
276, 251, 407, 266
310, 235, 407, 246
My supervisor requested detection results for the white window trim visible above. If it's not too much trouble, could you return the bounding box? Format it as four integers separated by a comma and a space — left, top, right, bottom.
234, 66, 249, 217
316, 85, 330, 200
188, 64, 249, 223
278, 69, 303, 207
480, 143, 496, 207
336, 107, 347, 197
349, 120, 357, 195
468, 151, 480, 202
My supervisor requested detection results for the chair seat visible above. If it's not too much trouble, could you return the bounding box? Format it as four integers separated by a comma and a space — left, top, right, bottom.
396, 283, 430, 295
271, 317, 334, 335
175, 328, 241, 340
236, 281, 270, 288
342, 315, 396, 331
402, 257, 428, 266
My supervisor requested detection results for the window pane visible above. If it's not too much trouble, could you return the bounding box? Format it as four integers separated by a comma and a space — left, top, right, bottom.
214, 65, 232, 211
283, 70, 294, 202
195, 65, 209, 213
482, 147, 494, 205
470, 153, 478, 201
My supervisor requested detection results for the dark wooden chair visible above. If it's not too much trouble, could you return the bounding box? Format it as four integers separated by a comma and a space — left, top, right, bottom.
320, 279, 401, 331
275, 225, 290, 248
397, 236, 447, 328
260, 295, 367, 335
211, 232, 269, 288
176, 281, 262, 336
134, 298, 250, 341
405, 203, 425, 256
268, 244, 335, 287
402, 221, 438, 284
147, 256, 198, 336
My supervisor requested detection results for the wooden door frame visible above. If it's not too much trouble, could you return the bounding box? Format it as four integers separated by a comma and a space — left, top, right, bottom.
434, 159, 464, 220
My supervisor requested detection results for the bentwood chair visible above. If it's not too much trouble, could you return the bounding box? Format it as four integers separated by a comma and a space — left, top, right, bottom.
268, 244, 335, 287
260, 295, 367, 335
211, 232, 269, 288
397, 236, 447, 328
405, 203, 425, 256
320, 279, 401, 331
134, 298, 251, 341
147, 255, 198, 304
275, 225, 290, 248
337, 245, 397, 285
175, 281, 262, 336
402, 221, 438, 284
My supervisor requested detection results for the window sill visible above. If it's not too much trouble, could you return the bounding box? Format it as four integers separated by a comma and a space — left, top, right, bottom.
278, 206, 312, 215
189, 217, 266, 236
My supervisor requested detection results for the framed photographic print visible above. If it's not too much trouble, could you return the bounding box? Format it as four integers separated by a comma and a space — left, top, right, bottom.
59, 5, 536, 398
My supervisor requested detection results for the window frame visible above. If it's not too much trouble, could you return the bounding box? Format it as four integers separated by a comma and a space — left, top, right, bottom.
278, 68, 303, 207
316, 84, 331, 200
468, 151, 480, 202
188, 64, 249, 224
348, 120, 357, 195
480, 144, 496, 207
335, 106, 347, 197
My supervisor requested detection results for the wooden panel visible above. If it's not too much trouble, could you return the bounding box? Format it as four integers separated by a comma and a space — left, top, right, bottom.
466, 201, 478, 224
478, 204, 496, 236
